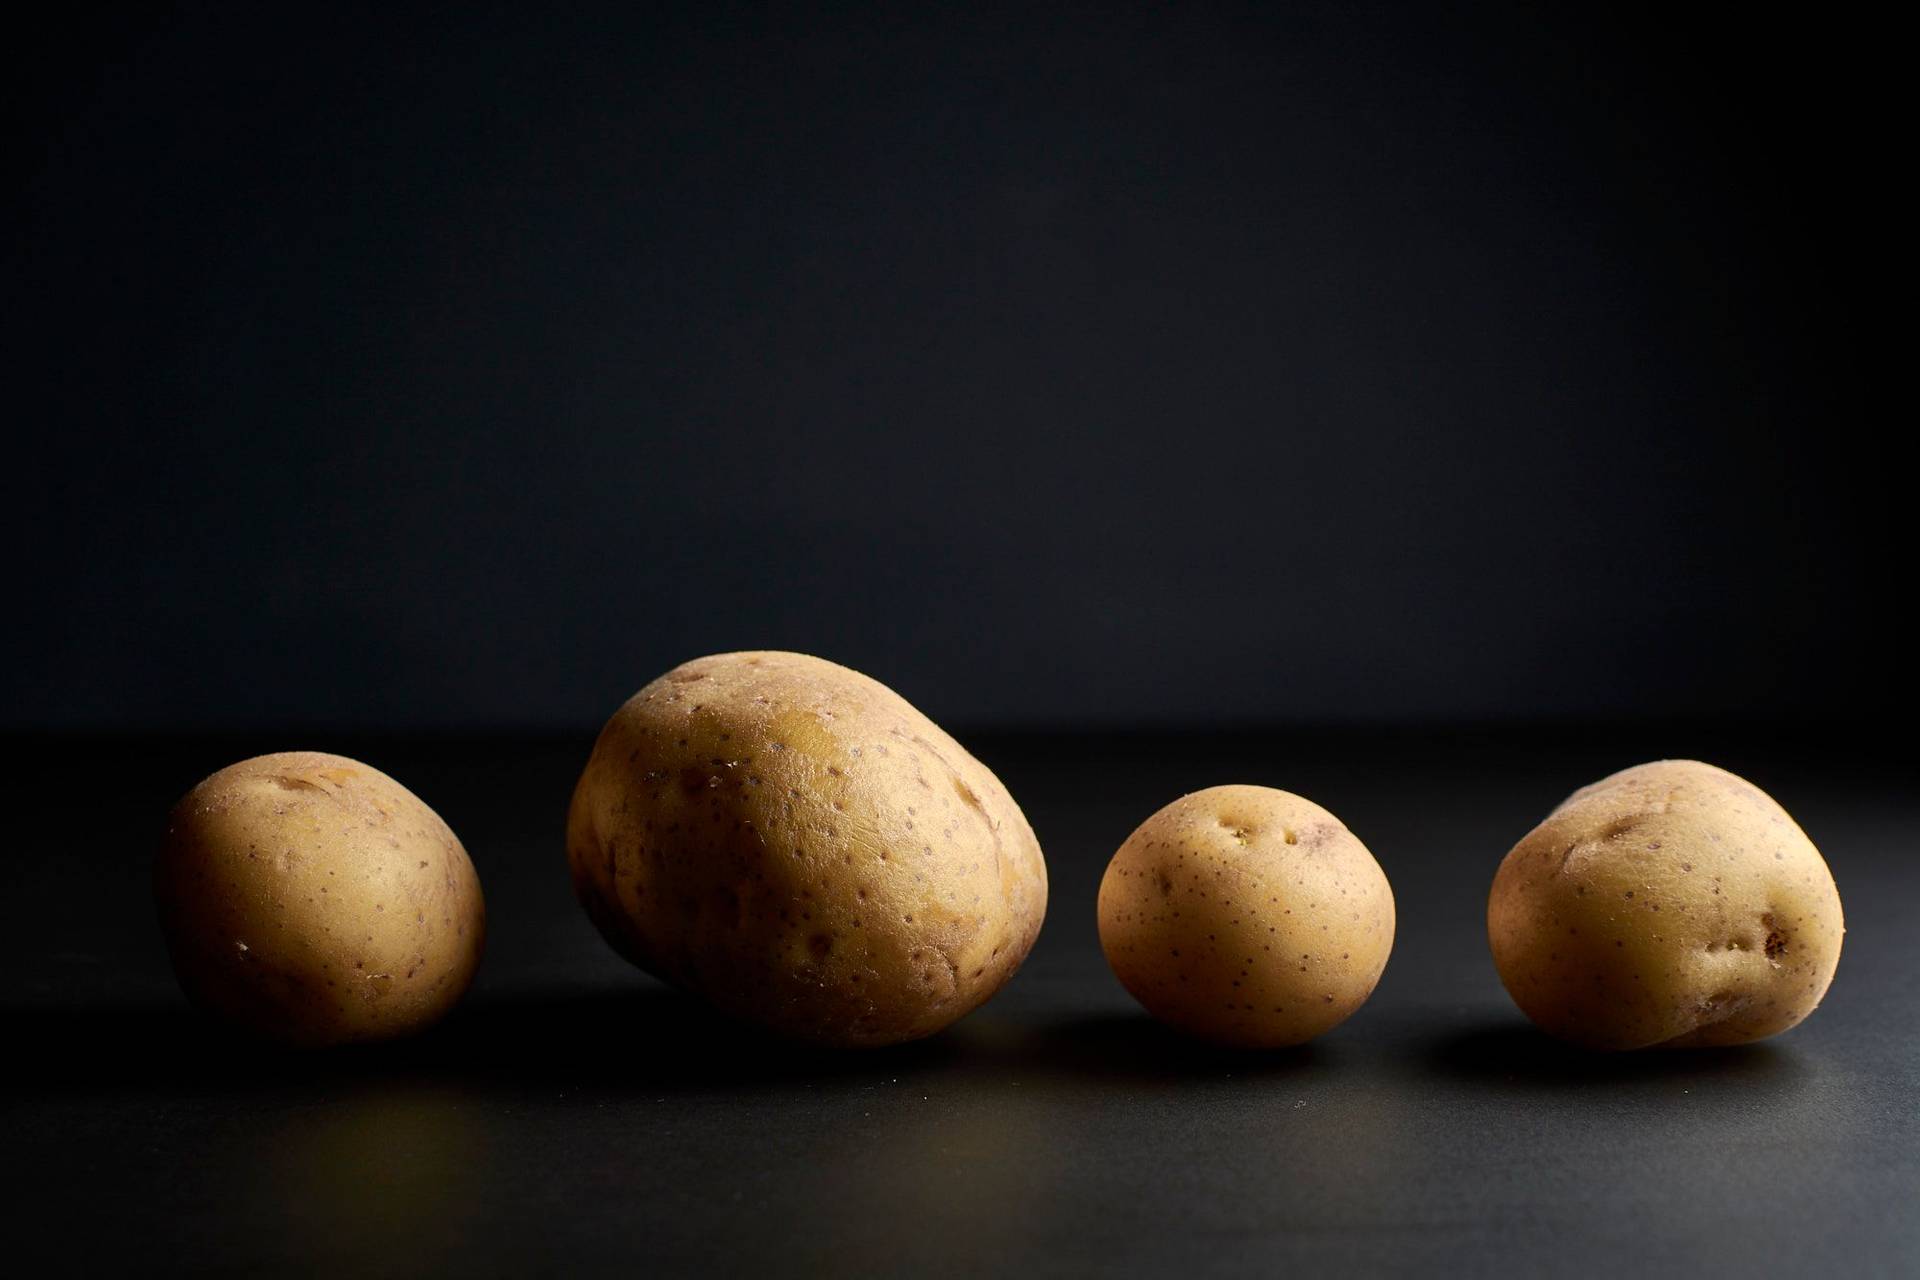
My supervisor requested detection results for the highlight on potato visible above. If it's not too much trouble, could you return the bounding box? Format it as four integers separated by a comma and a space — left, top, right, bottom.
1097, 784, 1395, 1048
1487, 759, 1843, 1050
566, 650, 1048, 1047
154, 751, 486, 1047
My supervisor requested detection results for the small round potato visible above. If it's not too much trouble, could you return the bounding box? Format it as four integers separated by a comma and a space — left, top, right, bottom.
567, 651, 1048, 1047
155, 752, 485, 1047
1488, 759, 1843, 1050
1097, 785, 1395, 1047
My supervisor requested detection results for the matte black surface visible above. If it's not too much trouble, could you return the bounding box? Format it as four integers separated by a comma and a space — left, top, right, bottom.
6, 3, 1901, 731
8, 729, 1915, 1276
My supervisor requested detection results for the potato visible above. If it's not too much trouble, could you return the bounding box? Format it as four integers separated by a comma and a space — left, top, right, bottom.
567, 651, 1048, 1047
1487, 759, 1843, 1050
1096, 785, 1394, 1047
155, 752, 485, 1047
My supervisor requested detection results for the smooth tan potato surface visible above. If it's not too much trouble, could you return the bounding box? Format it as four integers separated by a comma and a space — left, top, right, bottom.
1488, 759, 1843, 1050
1097, 785, 1394, 1047
156, 752, 485, 1047
567, 651, 1048, 1047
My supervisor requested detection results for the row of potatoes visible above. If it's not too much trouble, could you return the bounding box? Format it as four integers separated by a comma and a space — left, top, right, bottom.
155, 651, 1845, 1052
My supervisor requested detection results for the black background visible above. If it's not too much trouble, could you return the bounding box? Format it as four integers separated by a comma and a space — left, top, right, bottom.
7, 6, 1916, 1276
6, 1, 1905, 732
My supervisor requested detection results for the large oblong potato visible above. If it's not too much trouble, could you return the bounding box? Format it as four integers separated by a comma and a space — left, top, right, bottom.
155, 752, 486, 1047
1097, 785, 1395, 1048
567, 651, 1048, 1047
1488, 759, 1843, 1050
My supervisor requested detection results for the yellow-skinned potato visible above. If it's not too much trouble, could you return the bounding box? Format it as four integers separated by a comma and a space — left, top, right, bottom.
1097, 785, 1395, 1047
567, 651, 1048, 1047
1488, 760, 1843, 1050
155, 752, 485, 1047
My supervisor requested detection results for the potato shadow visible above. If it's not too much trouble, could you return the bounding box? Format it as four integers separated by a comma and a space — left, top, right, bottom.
1425, 1020, 1808, 1090
983, 1011, 1328, 1086
436, 984, 984, 1091
7, 986, 988, 1098
11, 991, 1334, 1100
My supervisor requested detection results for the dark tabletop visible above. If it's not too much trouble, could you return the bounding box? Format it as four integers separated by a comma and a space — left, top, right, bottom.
7, 727, 1915, 1277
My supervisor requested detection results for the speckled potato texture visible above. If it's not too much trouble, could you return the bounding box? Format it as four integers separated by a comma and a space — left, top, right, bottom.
1097, 785, 1395, 1047
155, 752, 485, 1047
567, 651, 1048, 1047
1488, 760, 1843, 1050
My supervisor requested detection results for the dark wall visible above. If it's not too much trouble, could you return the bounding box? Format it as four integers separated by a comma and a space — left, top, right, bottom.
6, 3, 1899, 730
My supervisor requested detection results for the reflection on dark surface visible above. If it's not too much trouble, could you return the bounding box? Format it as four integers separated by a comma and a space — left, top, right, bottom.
264, 1085, 486, 1272
6, 975, 1897, 1276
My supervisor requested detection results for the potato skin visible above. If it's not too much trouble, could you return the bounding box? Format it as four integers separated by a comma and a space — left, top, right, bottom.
1097, 785, 1394, 1048
155, 752, 485, 1047
1488, 760, 1843, 1050
567, 651, 1048, 1047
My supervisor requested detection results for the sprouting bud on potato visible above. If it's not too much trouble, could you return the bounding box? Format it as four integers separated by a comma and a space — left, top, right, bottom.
1487, 759, 1843, 1050
155, 752, 486, 1047
1097, 785, 1395, 1048
567, 651, 1048, 1047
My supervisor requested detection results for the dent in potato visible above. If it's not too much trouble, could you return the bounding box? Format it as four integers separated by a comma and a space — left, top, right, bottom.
1487, 759, 1843, 1050
155, 752, 486, 1047
1097, 785, 1395, 1047
567, 651, 1048, 1047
